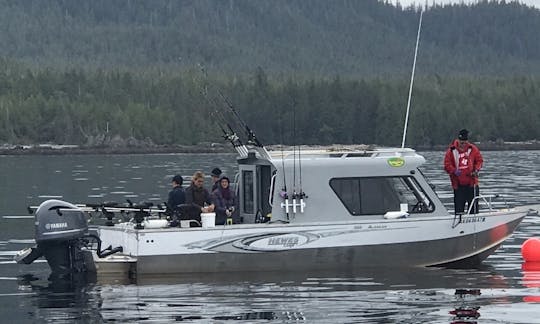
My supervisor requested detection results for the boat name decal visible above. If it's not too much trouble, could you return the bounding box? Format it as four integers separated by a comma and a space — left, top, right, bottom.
461, 216, 486, 223
45, 222, 68, 230
368, 224, 387, 229
267, 236, 299, 248
230, 233, 316, 252
387, 157, 405, 167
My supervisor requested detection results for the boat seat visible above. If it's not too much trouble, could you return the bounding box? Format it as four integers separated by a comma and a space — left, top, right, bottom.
177, 204, 203, 227
180, 220, 201, 228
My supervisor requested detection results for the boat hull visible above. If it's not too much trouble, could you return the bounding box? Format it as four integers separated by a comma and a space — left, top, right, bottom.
94, 206, 532, 277
134, 216, 520, 273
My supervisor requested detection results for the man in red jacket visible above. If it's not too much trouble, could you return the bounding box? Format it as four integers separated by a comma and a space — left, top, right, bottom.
444, 129, 483, 214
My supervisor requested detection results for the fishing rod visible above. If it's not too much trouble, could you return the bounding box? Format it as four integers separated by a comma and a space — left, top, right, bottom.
216, 89, 264, 148
198, 65, 243, 136
290, 98, 306, 214
278, 112, 289, 220
206, 93, 249, 156
401, 9, 423, 149
292, 98, 304, 198
214, 88, 271, 160
197, 63, 267, 152
198, 65, 249, 156
28, 200, 167, 229
292, 96, 297, 213
28, 203, 166, 215
198, 64, 233, 134
197, 64, 270, 160
198, 64, 234, 132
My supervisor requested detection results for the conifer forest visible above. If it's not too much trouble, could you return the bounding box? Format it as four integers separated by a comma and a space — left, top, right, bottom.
1, 0, 539, 148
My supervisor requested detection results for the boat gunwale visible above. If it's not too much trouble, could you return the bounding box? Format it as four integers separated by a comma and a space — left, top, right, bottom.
92, 205, 530, 234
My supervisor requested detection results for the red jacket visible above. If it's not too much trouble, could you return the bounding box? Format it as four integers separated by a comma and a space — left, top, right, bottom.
444, 139, 483, 189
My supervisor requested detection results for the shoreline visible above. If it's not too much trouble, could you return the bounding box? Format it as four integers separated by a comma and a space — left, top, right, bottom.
1, 141, 539, 155
0, 144, 236, 155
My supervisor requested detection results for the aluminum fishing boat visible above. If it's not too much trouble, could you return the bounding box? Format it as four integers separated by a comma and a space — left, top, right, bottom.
15, 143, 538, 278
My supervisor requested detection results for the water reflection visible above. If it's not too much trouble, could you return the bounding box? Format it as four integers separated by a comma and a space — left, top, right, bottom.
7, 257, 537, 323
450, 289, 481, 324
17, 273, 104, 322
521, 262, 540, 303
14, 266, 519, 323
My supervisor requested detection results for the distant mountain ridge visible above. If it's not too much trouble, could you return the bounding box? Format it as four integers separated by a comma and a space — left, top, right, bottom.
1, 0, 539, 77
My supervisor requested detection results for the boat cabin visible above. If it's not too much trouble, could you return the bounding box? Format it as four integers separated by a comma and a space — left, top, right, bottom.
236, 148, 445, 224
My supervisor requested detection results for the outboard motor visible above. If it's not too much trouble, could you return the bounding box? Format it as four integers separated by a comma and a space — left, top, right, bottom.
15, 200, 95, 275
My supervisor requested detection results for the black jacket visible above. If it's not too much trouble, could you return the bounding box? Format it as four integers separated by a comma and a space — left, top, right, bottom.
167, 186, 185, 211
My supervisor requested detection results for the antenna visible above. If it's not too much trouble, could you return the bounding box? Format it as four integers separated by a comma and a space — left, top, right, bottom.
401, 9, 423, 149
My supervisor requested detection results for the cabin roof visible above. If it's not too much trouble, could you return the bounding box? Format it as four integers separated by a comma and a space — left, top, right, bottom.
268, 147, 420, 160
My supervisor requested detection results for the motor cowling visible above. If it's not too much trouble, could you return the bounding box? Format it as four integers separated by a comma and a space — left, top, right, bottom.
16, 200, 95, 275
35, 199, 87, 243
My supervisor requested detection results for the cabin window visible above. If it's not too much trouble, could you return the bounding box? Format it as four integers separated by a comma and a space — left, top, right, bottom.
329, 176, 434, 216
242, 170, 254, 214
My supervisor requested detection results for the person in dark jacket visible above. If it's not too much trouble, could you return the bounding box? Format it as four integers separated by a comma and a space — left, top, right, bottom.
168, 175, 185, 210
444, 129, 483, 214
211, 176, 238, 225
167, 175, 185, 226
210, 167, 222, 192
184, 171, 214, 222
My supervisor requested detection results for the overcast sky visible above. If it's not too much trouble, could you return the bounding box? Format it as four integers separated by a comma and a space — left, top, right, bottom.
393, 0, 540, 9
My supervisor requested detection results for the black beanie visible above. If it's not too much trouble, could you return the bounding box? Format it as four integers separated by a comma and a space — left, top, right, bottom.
211, 168, 222, 177
172, 175, 183, 185
458, 129, 469, 141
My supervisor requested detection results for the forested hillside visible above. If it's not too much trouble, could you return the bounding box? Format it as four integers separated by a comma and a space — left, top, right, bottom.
2, 0, 540, 76
0, 0, 539, 148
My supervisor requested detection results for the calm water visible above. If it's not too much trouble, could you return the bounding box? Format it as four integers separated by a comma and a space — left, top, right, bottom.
1, 151, 539, 323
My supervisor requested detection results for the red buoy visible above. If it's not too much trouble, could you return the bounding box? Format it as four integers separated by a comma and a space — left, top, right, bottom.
521, 238, 540, 262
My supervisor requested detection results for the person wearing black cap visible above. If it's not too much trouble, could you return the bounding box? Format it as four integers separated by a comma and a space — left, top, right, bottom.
444, 129, 483, 214
167, 175, 186, 221
210, 167, 222, 192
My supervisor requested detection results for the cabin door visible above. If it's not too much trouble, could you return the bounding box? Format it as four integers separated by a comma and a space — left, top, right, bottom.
239, 164, 272, 223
